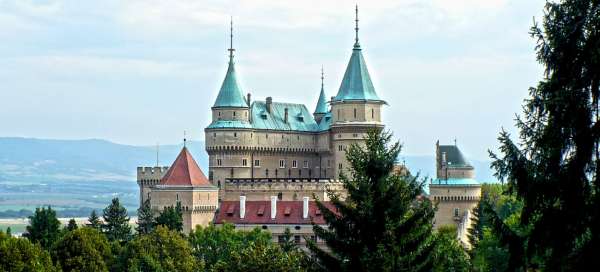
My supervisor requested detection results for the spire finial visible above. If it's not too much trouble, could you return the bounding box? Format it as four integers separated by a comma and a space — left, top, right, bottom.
228, 17, 235, 60
354, 4, 360, 47
321, 65, 324, 89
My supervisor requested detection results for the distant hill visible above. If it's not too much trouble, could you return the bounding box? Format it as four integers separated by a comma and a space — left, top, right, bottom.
0, 137, 497, 218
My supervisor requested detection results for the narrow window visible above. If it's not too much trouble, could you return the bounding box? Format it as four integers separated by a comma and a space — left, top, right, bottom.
454, 208, 460, 217
242, 159, 247, 166
371, 108, 374, 119
353, 108, 357, 118
338, 145, 343, 151
294, 235, 301, 244
303, 161, 309, 168
338, 163, 343, 170
292, 160, 297, 168
266, 169, 269, 177
234, 132, 237, 137
233, 111, 236, 117
254, 159, 260, 167
217, 159, 222, 166
279, 159, 285, 168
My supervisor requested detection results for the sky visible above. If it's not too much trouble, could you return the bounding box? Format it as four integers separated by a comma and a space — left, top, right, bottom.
0, 0, 546, 160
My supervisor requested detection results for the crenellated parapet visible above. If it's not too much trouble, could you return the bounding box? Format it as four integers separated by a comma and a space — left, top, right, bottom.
137, 166, 169, 183
222, 178, 346, 201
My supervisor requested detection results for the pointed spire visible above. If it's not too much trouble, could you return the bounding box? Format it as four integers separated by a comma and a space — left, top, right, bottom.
314, 66, 328, 114
354, 4, 360, 48
333, 7, 383, 102
213, 18, 248, 108
160, 146, 212, 186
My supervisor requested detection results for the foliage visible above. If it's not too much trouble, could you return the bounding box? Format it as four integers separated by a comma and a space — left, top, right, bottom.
154, 201, 183, 232
0, 230, 57, 272
87, 210, 102, 231
117, 225, 199, 272
51, 227, 112, 272
23, 206, 61, 249
310, 129, 436, 271
432, 225, 470, 272
471, 227, 510, 272
188, 223, 272, 270
211, 240, 308, 272
279, 227, 297, 253
136, 198, 154, 234
102, 197, 131, 242
489, 0, 600, 270
66, 218, 78, 231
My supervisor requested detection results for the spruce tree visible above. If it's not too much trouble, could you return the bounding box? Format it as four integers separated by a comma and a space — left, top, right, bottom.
87, 210, 102, 231
279, 227, 296, 253
136, 198, 155, 235
102, 197, 131, 242
66, 218, 78, 231
489, 0, 600, 269
155, 201, 183, 232
310, 129, 436, 271
466, 197, 483, 255
24, 206, 61, 249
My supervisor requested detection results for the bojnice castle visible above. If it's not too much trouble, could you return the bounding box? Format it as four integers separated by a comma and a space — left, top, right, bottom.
137, 8, 481, 248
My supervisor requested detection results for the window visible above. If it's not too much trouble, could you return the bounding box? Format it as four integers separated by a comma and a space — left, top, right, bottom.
266, 134, 269, 139
278, 235, 285, 243
217, 159, 222, 166
218, 112, 221, 116
242, 159, 247, 166
353, 133, 358, 138
298, 169, 302, 176
233, 111, 236, 117
234, 132, 237, 137
371, 108, 374, 119
279, 159, 285, 168
338, 145, 343, 151
254, 159, 260, 167
230, 168, 234, 177
176, 194, 179, 201
339, 163, 343, 170
454, 208, 460, 217
275, 169, 278, 177
209, 171, 213, 180
251, 133, 253, 138
265, 169, 269, 177
303, 161, 309, 168
213, 133, 216, 137
353, 108, 357, 118
292, 160, 298, 168
294, 235, 301, 244
337, 109, 341, 120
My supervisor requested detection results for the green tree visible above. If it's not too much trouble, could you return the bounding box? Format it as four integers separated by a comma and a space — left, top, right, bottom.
310, 129, 437, 271
0, 230, 57, 272
188, 223, 272, 270
279, 227, 297, 253
117, 225, 199, 272
155, 201, 183, 232
432, 225, 470, 272
51, 227, 112, 272
211, 241, 307, 272
5, 227, 11, 236
489, 0, 600, 270
136, 198, 154, 234
87, 210, 102, 231
102, 198, 131, 242
466, 199, 483, 256
24, 206, 61, 249
66, 218, 78, 231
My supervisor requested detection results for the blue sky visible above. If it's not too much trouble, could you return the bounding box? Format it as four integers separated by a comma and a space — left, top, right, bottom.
0, 0, 545, 160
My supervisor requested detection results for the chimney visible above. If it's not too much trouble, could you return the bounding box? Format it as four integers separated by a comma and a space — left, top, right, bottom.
284, 108, 289, 123
247, 93, 251, 106
303, 196, 309, 219
266, 97, 272, 113
239, 195, 246, 219
270, 195, 277, 219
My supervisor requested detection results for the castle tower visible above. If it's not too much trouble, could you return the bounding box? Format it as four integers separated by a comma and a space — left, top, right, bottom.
330, 6, 386, 176
313, 68, 328, 124
429, 141, 481, 248
150, 145, 219, 233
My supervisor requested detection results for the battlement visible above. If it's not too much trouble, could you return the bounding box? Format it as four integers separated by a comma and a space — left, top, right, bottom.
225, 178, 340, 184
137, 166, 169, 181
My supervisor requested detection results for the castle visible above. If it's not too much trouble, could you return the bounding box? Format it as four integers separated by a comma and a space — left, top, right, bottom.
137, 8, 481, 248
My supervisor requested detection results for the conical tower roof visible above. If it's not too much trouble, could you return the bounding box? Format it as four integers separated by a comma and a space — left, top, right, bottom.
212, 19, 248, 108
333, 6, 382, 102
160, 147, 211, 186
314, 68, 328, 114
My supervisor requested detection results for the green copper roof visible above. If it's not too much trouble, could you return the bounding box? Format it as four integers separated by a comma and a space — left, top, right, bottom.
334, 45, 381, 102
314, 85, 328, 114
213, 58, 248, 108
439, 145, 473, 168
317, 111, 332, 131
431, 178, 480, 186
206, 120, 252, 129
250, 101, 319, 132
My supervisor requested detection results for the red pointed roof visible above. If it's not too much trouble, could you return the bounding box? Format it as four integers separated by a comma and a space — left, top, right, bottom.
160, 147, 211, 186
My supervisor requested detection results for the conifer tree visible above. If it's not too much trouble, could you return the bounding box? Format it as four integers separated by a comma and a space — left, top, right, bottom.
66, 218, 78, 231
5, 227, 11, 237
466, 198, 484, 255
136, 198, 154, 234
279, 227, 296, 253
310, 129, 436, 271
102, 197, 131, 242
87, 210, 102, 231
489, 0, 600, 269
24, 206, 61, 249
155, 201, 183, 232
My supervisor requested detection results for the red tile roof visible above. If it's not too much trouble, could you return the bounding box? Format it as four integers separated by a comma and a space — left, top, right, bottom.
214, 200, 336, 225
160, 147, 211, 186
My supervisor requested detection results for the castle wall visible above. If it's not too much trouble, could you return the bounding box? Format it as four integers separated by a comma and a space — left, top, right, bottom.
136, 166, 169, 205
429, 185, 481, 248
212, 108, 250, 122
222, 179, 346, 201
150, 188, 219, 233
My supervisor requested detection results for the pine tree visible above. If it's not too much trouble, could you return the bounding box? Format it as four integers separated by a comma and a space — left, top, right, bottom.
66, 218, 78, 231
87, 210, 102, 231
24, 206, 61, 249
136, 198, 155, 235
466, 197, 484, 255
279, 227, 296, 253
102, 197, 131, 242
489, 0, 600, 269
5, 227, 11, 236
155, 201, 183, 232
309, 129, 436, 271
